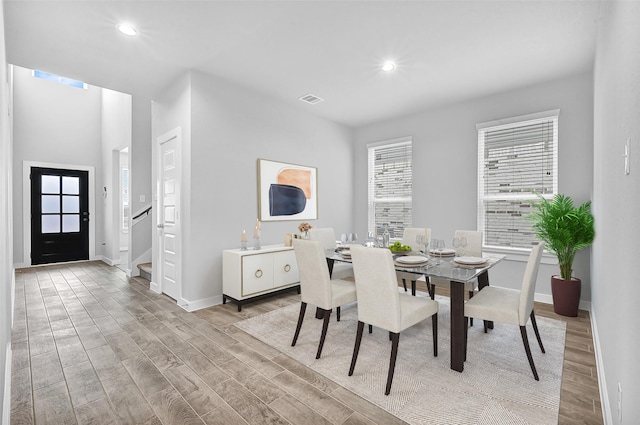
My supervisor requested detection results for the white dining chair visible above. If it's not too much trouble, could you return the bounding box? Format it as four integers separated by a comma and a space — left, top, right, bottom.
308, 227, 354, 279
349, 245, 438, 395
464, 242, 546, 380
397, 227, 431, 294
291, 239, 357, 359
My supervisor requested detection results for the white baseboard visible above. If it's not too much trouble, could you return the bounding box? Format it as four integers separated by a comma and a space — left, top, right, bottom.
3, 344, 12, 425
149, 280, 161, 294
533, 292, 591, 311
100, 255, 117, 266
590, 306, 611, 425
179, 295, 223, 312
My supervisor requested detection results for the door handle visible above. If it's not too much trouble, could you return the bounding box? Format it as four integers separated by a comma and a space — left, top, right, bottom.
157, 224, 164, 229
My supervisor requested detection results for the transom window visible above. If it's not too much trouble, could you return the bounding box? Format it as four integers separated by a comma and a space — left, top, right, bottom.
477, 110, 558, 250
367, 137, 412, 238
32, 69, 87, 89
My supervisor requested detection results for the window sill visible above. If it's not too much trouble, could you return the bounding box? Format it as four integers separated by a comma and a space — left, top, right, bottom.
483, 246, 558, 265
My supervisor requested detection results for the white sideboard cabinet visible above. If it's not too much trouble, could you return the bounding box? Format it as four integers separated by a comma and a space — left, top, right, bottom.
223, 245, 300, 311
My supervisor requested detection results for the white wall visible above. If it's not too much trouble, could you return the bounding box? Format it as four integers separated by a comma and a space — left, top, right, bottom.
11, 65, 104, 265
0, 1, 14, 422
152, 70, 354, 308
354, 72, 594, 302
592, 2, 640, 423
101, 88, 132, 265
130, 96, 153, 269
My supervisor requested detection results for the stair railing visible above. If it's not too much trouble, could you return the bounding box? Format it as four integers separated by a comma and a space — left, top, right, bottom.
132, 205, 152, 226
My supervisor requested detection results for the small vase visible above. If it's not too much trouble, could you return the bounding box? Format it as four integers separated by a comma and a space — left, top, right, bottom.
302, 231, 310, 240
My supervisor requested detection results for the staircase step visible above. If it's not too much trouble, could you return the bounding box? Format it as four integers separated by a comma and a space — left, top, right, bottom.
137, 263, 152, 280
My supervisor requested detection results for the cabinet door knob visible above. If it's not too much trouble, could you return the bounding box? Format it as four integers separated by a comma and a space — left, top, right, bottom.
284, 264, 291, 272
255, 269, 263, 278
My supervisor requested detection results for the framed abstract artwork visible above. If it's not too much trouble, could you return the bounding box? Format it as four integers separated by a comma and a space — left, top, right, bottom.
258, 159, 318, 221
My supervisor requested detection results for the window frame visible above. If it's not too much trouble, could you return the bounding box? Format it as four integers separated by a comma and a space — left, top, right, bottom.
367, 136, 412, 238
477, 110, 559, 253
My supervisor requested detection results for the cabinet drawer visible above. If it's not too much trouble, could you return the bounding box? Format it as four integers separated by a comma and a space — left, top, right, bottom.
242, 255, 274, 296
273, 250, 299, 287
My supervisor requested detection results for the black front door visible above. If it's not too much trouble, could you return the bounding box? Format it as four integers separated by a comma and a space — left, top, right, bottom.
31, 167, 90, 265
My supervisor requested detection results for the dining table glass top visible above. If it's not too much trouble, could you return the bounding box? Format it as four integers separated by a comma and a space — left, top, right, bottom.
327, 248, 505, 282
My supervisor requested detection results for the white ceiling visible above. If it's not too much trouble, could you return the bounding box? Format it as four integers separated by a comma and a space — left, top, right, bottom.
4, 1, 602, 128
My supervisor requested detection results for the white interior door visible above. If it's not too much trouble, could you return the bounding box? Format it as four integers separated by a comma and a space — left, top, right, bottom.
158, 129, 181, 300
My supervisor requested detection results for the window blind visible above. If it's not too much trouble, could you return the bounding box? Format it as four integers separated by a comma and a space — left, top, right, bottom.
368, 138, 412, 238
478, 114, 558, 249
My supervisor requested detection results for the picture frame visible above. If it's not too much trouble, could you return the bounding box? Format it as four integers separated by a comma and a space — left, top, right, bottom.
258, 159, 318, 221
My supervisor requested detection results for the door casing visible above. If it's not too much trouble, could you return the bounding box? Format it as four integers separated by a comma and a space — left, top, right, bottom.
153, 127, 184, 307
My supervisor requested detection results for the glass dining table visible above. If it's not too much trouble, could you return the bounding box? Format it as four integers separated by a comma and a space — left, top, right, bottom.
326, 248, 505, 373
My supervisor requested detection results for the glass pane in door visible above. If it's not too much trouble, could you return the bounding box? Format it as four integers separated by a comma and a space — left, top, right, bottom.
62, 195, 79, 213
42, 215, 60, 233
62, 176, 80, 195
42, 175, 60, 194
42, 195, 60, 213
62, 215, 80, 233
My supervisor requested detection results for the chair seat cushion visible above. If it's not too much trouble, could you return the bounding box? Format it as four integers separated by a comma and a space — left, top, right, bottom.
464, 286, 520, 325
397, 294, 439, 333
330, 279, 357, 308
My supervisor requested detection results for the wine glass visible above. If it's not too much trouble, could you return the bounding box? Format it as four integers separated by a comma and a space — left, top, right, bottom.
452, 237, 460, 257
459, 236, 467, 257
340, 233, 348, 246
415, 234, 426, 253
433, 239, 445, 264
348, 233, 358, 244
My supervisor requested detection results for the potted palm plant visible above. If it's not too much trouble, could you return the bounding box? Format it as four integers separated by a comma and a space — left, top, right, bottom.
528, 194, 595, 317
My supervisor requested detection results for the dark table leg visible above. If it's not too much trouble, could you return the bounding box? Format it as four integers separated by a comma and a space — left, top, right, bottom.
450, 280, 465, 372
477, 271, 494, 329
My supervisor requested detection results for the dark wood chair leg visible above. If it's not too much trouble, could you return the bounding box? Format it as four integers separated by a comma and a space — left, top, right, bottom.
429, 284, 435, 300
316, 309, 331, 359
291, 302, 307, 346
402, 278, 408, 292
368, 324, 373, 334
432, 313, 438, 357
388, 331, 392, 341
483, 320, 488, 333
411, 281, 416, 296
385, 333, 400, 395
337, 306, 341, 322
520, 326, 540, 381
468, 291, 474, 327
530, 311, 545, 353
349, 321, 365, 376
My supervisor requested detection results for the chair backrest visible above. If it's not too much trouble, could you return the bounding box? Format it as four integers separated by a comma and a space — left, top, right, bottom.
454, 230, 482, 257
350, 246, 402, 332
402, 227, 431, 251
518, 242, 546, 325
308, 228, 337, 251
292, 239, 333, 309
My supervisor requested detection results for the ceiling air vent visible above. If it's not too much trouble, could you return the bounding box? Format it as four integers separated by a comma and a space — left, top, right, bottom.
298, 94, 324, 105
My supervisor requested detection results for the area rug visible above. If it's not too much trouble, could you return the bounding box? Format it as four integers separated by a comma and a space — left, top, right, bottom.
234, 294, 566, 425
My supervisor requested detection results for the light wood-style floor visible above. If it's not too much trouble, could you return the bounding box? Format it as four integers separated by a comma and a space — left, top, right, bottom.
10, 261, 603, 425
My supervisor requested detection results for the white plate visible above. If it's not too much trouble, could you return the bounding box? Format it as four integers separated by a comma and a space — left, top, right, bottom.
396, 255, 429, 264
340, 250, 351, 257
455, 256, 486, 265
429, 248, 456, 255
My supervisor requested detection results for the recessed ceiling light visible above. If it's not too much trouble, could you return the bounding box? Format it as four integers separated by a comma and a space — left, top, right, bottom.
117, 23, 138, 36
382, 61, 396, 72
